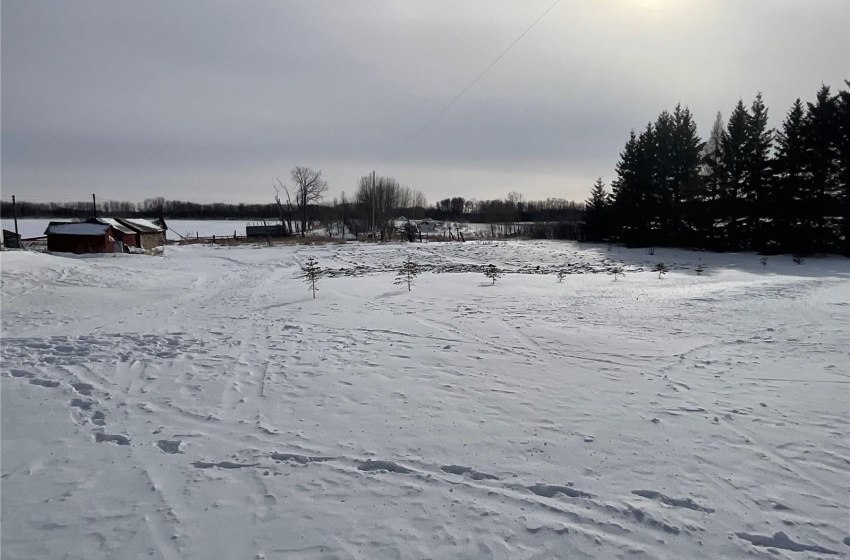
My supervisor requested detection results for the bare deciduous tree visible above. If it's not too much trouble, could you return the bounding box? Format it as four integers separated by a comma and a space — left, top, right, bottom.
274, 179, 293, 235
290, 167, 328, 237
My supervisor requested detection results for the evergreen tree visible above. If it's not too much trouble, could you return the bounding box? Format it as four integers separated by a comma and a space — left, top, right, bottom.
772, 99, 807, 251
394, 257, 419, 291
836, 82, 850, 255
584, 177, 611, 241
669, 104, 705, 245
612, 107, 702, 248
653, 111, 676, 244
743, 93, 774, 250
800, 85, 841, 253
611, 130, 641, 244
634, 123, 660, 246
699, 112, 725, 246
719, 100, 751, 249
484, 264, 502, 285
299, 257, 321, 298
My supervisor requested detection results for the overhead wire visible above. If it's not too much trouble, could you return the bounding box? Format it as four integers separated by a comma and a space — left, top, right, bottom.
382, 0, 562, 165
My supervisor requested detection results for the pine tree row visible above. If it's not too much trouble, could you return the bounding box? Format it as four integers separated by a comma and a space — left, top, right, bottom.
585, 84, 850, 255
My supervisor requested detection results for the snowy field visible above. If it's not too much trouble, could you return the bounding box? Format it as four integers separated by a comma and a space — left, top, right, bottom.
1, 240, 848, 559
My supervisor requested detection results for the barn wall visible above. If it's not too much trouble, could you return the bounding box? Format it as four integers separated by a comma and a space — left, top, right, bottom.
47, 235, 114, 254
116, 232, 137, 247
139, 233, 162, 250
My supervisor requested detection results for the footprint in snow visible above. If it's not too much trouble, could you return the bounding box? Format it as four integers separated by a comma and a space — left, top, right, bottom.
95, 433, 130, 445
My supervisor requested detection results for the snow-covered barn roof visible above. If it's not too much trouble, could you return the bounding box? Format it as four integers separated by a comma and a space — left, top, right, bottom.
117, 218, 164, 233
92, 218, 135, 235
45, 223, 112, 236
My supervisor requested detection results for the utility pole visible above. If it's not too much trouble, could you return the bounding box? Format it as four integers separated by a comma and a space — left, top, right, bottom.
12, 195, 18, 235
92, 193, 97, 218
371, 170, 376, 237
340, 190, 346, 239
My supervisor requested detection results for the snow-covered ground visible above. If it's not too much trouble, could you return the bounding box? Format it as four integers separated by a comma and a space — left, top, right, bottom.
2, 240, 848, 559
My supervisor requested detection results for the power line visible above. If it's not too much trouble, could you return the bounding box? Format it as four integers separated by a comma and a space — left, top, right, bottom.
383, 0, 562, 164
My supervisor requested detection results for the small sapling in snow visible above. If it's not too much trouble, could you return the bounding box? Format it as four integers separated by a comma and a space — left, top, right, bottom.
299, 256, 321, 298
556, 269, 566, 283
394, 257, 420, 291
792, 255, 805, 265
610, 266, 624, 281
696, 264, 705, 276
484, 264, 502, 285
760, 256, 768, 268
653, 262, 668, 279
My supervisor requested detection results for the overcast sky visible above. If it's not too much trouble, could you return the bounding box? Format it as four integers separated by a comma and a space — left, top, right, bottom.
2, 1, 847, 206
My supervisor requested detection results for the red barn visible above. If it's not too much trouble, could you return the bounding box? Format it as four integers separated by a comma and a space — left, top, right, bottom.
87, 218, 137, 249
45, 222, 116, 254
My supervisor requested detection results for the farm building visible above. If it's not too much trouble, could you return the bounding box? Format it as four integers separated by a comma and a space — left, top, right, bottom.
87, 218, 137, 249
44, 222, 117, 254
2, 229, 22, 249
246, 223, 288, 238
116, 218, 166, 250
416, 218, 444, 234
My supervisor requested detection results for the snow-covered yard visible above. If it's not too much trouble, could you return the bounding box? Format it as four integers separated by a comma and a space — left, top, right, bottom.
2, 241, 848, 559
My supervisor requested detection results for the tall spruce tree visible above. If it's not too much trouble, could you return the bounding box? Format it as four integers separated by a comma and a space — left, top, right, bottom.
720, 100, 751, 249
836, 82, 850, 255
584, 177, 611, 241
699, 112, 725, 246
653, 111, 676, 244
670, 104, 705, 245
772, 99, 807, 251
800, 85, 841, 253
612, 130, 641, 244
635, 123, 660, 246
744, 93, 774, 250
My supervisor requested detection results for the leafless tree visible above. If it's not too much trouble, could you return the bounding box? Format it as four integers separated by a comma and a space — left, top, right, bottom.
273, 179, 293, 235
354, 174, 427, 236
290, 166, 328, 237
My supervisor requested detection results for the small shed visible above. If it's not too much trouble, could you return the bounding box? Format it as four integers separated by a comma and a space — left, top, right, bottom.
417, 218, 443, 234
116, 218, 166, 250
45, 222, 116, 254
247, 224, 288, 238
87, 218, 137, 249
2, 230, 22, 249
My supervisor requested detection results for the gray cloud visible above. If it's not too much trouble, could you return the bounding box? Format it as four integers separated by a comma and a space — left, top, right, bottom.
2, 0, 847, 205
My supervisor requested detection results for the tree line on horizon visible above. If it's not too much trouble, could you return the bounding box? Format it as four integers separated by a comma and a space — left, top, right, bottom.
584, 83, 849, 256
4, 83, 846, 254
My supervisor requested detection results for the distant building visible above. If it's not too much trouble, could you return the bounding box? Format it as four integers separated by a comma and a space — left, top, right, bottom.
246, 224, 288, 238
45, 222, 117, 254
2, 230, 22, 249
116, 218, 166, 250
87, 218, 137, 249
417, 218, 443, 234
